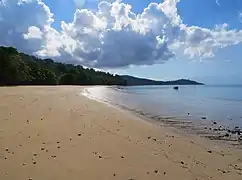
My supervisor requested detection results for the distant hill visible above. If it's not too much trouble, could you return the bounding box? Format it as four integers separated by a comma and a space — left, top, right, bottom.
121, 75, 204, 86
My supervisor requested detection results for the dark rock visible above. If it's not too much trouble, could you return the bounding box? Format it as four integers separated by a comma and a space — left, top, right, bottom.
152, 138, 157, 141
57, 141, 60, 144
213, 128, 218, 131
113, 174, 116, 176
33, 161, 36, 165
148, 136, 151, 139
57, 146, 60, 149
181, 161, 184, 165
207, 150, 212, 153
201, 117, 207, 120
224, 133, 230, 137
154, 170, 159, 174
78, 133, 82, 136
238, 136, 242, 144
204, 127, 208, 129
5, 148, 9, 152
213, 122, 217, 125
33, 153, 37, 156
164, 172, 167, 175
41, 148, 45, 151
231, 128, 242, 135
121, 156, 124, 159
98, 156, 102, 159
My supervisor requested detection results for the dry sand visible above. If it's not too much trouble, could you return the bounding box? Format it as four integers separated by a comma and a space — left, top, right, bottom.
0, 86, 242, 180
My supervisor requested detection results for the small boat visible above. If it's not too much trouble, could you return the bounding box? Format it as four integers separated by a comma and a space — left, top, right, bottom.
173, 86, 179, 90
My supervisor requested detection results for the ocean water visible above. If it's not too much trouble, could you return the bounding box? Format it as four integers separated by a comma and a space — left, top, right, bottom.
85, 85, 242, 130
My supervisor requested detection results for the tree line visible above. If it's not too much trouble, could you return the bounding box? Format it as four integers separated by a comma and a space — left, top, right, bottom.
0, 46, 127, 86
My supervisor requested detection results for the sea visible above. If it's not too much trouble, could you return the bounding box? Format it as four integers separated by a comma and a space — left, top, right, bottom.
84, 85, 242, 140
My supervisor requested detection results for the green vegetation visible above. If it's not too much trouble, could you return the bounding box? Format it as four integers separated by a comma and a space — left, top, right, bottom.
0, 46, 127, 86
121, 75, 203, 86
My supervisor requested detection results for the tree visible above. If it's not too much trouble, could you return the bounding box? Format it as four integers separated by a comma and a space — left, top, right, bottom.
58, 74, 76, 85
0, 46, 127, 86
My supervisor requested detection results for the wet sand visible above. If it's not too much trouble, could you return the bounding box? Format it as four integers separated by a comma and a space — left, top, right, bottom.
0, 86, 242, 180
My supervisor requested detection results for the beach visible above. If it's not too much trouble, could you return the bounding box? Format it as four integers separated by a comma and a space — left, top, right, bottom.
0, 86, 242, 180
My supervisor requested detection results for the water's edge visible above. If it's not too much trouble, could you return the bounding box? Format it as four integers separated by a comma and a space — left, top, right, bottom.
82, 86, 242, 149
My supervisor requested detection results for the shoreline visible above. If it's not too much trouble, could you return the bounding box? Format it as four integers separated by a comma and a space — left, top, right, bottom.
83, 86, 242, 149
1, 86, 242, 180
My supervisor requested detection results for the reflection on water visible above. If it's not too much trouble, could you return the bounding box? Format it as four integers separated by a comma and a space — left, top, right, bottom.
84, 85, 242, 128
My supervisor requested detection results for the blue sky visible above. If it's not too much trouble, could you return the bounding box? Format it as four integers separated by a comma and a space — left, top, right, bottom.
1, 0, 242, 84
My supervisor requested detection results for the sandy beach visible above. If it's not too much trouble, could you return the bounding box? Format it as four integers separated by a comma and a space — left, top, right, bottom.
0, 86, 242, 180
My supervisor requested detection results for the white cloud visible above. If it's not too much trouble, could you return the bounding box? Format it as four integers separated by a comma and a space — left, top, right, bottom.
0, 0, 242, 68
23, 26, 43, 39
216, 0, 220, 6
239, 12, 242, 23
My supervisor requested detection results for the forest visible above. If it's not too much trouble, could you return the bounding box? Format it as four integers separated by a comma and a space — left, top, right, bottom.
0, 46, 127, 86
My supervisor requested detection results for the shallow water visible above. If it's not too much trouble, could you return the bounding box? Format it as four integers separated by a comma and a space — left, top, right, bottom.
85, 85, 242, 128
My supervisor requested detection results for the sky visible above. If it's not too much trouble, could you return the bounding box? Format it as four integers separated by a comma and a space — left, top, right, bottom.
0, 0, 242, 84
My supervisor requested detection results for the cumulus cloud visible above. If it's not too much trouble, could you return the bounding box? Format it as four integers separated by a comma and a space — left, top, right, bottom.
216, 0, 220, 6
0, 0, 242, 68
239, 12, 242, 23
